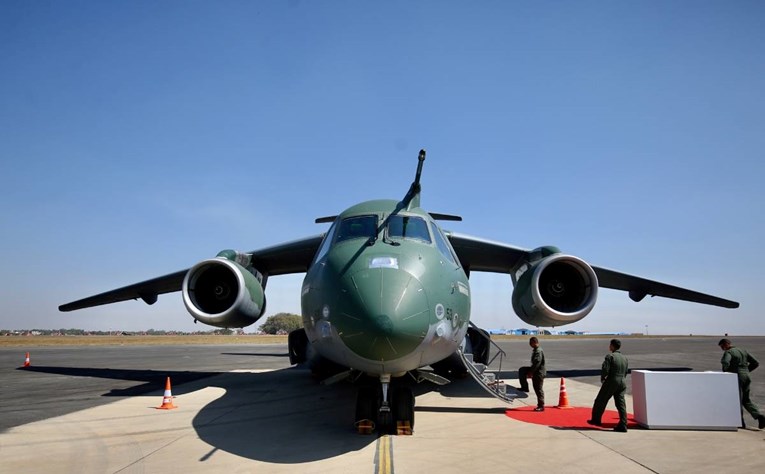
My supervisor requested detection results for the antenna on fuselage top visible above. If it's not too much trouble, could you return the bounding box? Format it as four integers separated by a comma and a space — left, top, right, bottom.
402, 149, 426, 210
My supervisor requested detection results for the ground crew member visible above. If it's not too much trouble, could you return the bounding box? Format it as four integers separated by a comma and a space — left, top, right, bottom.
588, 339, 629, 432
718, 338, 765, 429
518, 336, 546, 411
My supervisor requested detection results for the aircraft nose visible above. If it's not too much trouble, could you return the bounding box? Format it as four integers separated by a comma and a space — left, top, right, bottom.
335, 267, 430, 361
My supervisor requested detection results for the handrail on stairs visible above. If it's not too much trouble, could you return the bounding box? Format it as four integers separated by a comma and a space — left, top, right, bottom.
462, 321, 517, 403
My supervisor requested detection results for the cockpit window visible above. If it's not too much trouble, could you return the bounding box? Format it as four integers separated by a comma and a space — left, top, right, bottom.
313, 219, 338, 263
387, 215, 431, 243
336, 215, 378, 243
430, 221, 458, 265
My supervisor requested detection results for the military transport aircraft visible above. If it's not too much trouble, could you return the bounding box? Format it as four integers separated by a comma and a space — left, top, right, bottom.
60, 150, 738, 434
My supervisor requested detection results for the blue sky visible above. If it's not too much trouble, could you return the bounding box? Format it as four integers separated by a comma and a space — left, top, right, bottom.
1, 1, 763, 335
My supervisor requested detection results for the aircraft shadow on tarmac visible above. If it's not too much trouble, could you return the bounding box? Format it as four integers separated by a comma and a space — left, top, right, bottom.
18, 364, 531, 463
191, 366, 540, 463
17, 364, 370, 461
191, 367, 375, 463
17, 366, 221, 396
19, 362, 692, 463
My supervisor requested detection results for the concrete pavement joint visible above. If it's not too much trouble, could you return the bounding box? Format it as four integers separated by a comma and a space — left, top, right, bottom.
576, 429, 659, 473
113, 434, 187, 474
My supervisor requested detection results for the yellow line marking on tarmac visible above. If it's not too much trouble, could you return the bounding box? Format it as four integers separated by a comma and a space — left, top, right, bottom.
375, 434, 394, 474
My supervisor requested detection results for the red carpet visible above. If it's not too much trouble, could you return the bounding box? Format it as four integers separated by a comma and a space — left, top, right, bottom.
505, 406, 639, 429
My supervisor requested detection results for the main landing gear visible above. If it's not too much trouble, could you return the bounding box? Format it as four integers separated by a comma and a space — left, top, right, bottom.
354, 374, 415, 435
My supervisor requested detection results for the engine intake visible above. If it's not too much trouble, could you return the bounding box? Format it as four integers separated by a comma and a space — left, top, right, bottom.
182, 257, 266, 328
512, 254, 598, 327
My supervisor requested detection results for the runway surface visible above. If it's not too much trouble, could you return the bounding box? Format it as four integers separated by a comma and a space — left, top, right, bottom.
1, 336, 764, 473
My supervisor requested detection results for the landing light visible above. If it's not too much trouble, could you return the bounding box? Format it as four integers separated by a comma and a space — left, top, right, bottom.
369, 257, 399, 269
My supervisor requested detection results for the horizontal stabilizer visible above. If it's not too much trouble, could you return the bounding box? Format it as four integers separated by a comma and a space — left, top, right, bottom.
429, 212, 462, 222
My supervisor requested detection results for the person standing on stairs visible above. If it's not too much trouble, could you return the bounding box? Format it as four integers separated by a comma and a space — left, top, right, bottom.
518, 336, 546, 411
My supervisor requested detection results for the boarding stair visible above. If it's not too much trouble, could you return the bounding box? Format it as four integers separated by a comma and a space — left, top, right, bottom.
457, 322, 518, 404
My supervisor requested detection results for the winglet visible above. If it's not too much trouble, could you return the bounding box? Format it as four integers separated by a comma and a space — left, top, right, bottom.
402, 149, 426, 210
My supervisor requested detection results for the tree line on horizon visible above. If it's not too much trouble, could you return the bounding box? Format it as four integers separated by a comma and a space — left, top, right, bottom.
2, 312, 304, 336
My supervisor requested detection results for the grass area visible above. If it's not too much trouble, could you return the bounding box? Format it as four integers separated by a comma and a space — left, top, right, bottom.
0, 334, 288, 347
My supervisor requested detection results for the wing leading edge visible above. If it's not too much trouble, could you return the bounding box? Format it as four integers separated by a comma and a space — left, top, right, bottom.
591, 266, 738, 308
446, 232, 739, 309
59, 234, 324, 312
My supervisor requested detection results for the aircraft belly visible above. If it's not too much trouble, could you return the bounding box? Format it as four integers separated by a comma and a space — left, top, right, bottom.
309, 328, 461, 376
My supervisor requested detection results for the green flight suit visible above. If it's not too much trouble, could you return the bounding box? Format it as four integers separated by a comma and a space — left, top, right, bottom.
591, 350, 629, 427
518, 346, 546, 408
721, 346, 762, 422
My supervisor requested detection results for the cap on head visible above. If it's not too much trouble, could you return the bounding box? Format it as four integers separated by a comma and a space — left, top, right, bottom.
718, 338, 731, 347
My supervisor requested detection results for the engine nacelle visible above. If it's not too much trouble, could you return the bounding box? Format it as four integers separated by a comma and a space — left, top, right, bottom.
511, 253, 598, 327
182, 255, 266, 328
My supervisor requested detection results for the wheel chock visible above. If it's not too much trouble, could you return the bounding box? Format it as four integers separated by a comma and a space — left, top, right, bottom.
396, 421, 412, 436
355, 419, 375, 435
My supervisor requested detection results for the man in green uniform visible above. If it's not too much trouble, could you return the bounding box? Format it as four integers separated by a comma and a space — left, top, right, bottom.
587, 339, 629, 432
518, 336, 546, 411
718, 338, 765, 429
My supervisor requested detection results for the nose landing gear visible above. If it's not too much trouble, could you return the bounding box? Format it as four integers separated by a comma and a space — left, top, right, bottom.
354, 374, 415, 435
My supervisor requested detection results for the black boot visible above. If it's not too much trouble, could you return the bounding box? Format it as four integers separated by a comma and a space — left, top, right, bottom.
758, 415, 765, 430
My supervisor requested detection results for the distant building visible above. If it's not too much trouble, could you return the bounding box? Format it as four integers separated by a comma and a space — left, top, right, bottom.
506, 328, 535, 335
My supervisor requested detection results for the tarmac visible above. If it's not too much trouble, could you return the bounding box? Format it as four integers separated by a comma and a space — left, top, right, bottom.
1, 337, 764, 473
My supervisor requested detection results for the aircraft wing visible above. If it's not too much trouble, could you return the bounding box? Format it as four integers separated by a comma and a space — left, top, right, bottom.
446, 232, 739, 309
590, 266, 738, 308
59, 234, 324, 312
247, 234, 325, 276
446, 232, 531, 273
58, 269, 188, 312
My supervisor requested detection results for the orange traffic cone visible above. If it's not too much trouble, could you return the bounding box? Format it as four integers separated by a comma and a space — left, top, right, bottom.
556, 377, 572, 409
22, 352, 30, 368
156, 376, 177, 410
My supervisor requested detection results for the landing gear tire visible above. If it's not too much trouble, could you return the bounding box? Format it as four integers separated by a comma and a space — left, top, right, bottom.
391, 386, 415, 434
378, 406, 393, 434
355, 385, 379, 434
287, 328, 308, 365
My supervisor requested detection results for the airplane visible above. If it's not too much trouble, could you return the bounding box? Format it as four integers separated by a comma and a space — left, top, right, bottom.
60, 150, 739, 434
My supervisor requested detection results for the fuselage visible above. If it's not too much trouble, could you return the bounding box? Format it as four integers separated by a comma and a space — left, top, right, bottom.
300, 199, 471, 376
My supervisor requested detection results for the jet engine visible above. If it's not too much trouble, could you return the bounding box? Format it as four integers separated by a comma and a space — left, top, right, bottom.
182, 251, 266, 328
511, 253, 598, 327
